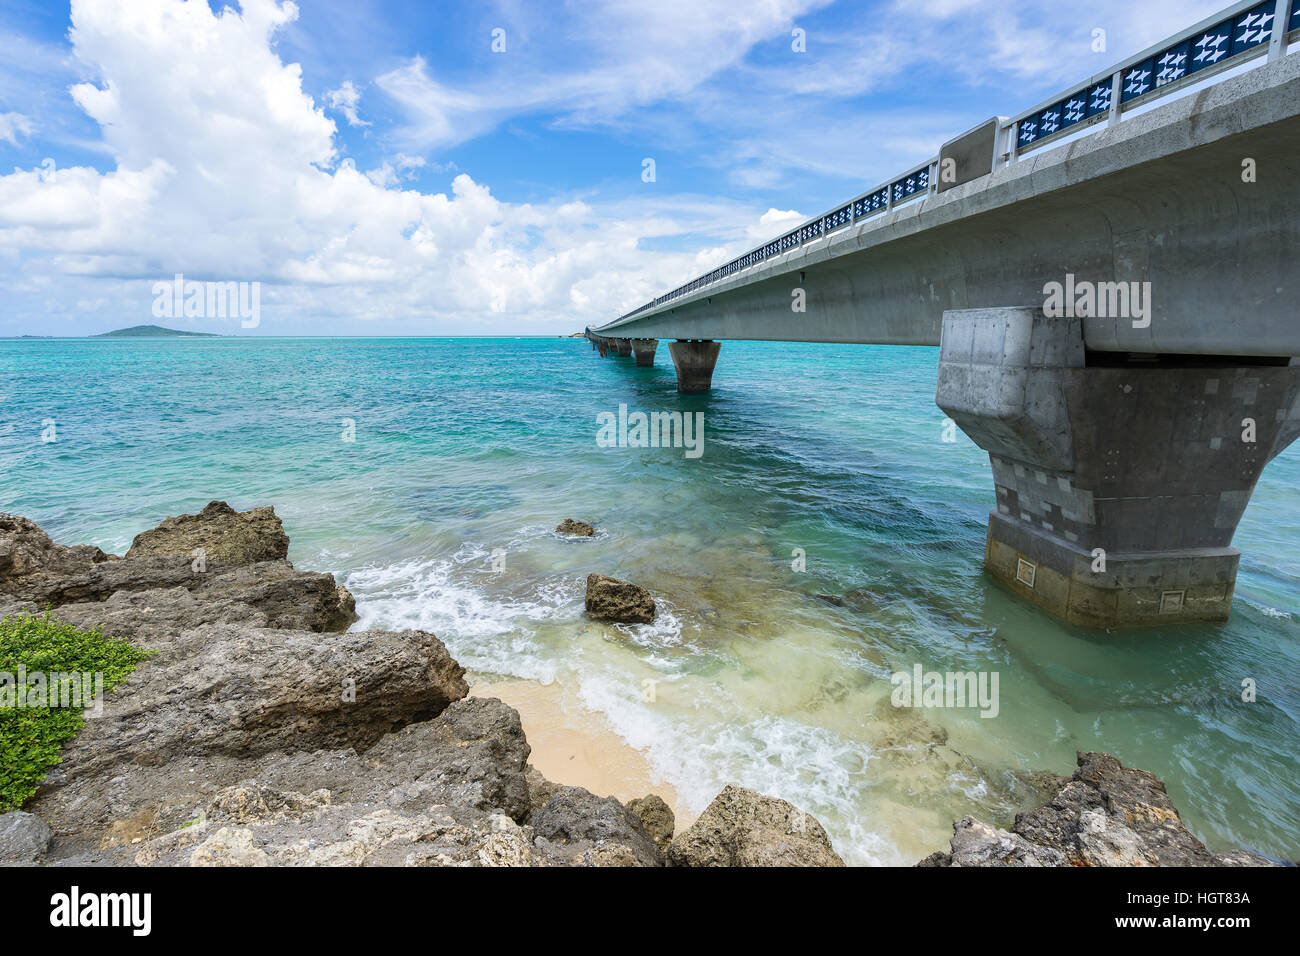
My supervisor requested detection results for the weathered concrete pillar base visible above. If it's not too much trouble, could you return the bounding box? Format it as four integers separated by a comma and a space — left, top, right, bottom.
668, 340, 721, 393
615, 339, 633, 357
985, 512, 1239, 626
937, 306, 1300, 627
632, 338, 658, 366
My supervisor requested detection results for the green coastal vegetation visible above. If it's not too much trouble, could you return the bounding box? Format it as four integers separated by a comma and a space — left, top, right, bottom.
0, 614, 150, 812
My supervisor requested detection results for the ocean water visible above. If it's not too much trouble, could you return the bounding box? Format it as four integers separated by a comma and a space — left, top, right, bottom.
2, 336, 1297, 865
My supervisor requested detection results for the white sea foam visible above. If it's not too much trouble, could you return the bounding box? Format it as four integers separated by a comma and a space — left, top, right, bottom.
345, 551, 562, 684
574, 667, 901, 866
1248, 601, 1292, 620
343, 547, 905, 864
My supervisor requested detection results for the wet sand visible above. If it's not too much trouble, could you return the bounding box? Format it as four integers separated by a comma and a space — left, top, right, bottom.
472, 675, 692, 829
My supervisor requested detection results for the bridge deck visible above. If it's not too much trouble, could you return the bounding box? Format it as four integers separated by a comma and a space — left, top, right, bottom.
595, 37, 1300, 357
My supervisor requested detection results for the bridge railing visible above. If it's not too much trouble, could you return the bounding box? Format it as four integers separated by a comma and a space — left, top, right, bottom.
613, 0, 1298, 324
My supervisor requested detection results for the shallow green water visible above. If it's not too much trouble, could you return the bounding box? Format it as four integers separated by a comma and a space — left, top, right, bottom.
2, 336, 1296, 864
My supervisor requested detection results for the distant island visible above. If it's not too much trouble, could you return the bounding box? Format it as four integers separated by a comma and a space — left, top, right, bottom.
95, 325, 221, 338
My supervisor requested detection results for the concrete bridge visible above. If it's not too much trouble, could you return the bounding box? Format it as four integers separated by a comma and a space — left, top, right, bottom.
586, 0, 1300, 628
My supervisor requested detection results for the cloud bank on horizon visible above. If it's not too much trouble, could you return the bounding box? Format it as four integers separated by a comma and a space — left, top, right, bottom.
0, 0, 1226, 336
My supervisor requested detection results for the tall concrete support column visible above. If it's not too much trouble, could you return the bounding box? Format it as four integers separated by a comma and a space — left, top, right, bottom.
631, 338, 658, 367
615, 339, 633, 357
936, 307, 1300, 626
597, 339, 608, 357
668, 340, 721, 394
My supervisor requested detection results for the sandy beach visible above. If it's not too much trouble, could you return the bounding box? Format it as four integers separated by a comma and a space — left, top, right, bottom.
472, 676, 691, 829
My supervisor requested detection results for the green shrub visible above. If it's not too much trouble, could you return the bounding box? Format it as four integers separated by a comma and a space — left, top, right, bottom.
0, 613, 150, 812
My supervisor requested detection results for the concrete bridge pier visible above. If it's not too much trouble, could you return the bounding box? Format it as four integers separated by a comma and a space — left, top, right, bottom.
631, 338, 658, 367
614, 339, 633, 358
597, 338, 608, 357
936, 307, 1300, 627
669, 340, 721, 394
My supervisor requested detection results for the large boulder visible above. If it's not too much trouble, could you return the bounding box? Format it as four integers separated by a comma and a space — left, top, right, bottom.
584, 573, 655, 624
51, 561, 357, 636
0, 513, 116, 605
919, 752, 1278, 867
0, 508, 356, 632
917, 817, 1065, 867
61, 699, 554, 866
126, 500, 289, 566
0, 812, 53, 865
555, 519, 595, 537
531, 786, 663, 866
361, 697, 533, 823
667, 785, 844, 867
30, 624, 468, 845
1015, 752, 1276, 867
627, 794, 675, 850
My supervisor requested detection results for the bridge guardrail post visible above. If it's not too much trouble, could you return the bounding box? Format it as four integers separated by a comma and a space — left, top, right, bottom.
1107, 71, 1124, 127
994, 118, 1012, 169
1268, 0, 1290, 59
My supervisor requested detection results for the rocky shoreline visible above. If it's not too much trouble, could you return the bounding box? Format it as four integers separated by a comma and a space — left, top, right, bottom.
0, 501, 1278, 867
918, 751, 1275, 867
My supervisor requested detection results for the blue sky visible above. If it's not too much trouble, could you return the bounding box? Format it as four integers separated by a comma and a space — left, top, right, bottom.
0, 0, 1227, 335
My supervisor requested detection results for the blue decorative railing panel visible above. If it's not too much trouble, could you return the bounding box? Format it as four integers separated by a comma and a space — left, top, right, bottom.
1155, 42, 1191, 86
853, 188, 889, 219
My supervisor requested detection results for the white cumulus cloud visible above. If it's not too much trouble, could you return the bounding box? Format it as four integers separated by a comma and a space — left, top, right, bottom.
0, 0, 770, 335
325, 79, 369, 127
0, 111, 34, 145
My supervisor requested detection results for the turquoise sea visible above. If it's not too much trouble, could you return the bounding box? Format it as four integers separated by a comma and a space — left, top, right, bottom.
2, 336, 1297, 865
